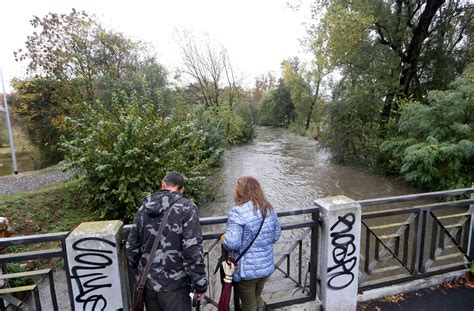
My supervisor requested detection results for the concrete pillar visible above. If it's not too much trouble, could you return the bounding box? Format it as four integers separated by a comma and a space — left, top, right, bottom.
315, 196, 361, 311
65, 221, 129, 311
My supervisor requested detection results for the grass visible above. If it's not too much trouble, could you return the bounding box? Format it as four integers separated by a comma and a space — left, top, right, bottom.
0, 180, 98, 235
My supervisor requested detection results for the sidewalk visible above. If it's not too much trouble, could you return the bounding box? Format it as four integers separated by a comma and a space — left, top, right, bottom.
358, 274, 474, 311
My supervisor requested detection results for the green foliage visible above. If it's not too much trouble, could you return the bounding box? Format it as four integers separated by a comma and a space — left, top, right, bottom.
258, 81, 296, 127
381, 65, 474, 190
215, 105, 256, 145
12, 10, 154, 166
323, 77, 384, 164
61, 92, 224, 221
311, 0, 471, 165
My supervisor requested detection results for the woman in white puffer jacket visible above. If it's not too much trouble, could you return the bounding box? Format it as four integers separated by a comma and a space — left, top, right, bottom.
224, 176, 281, 311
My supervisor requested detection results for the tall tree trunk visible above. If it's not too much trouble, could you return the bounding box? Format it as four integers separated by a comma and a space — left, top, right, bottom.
400, 0, 445, 96
381, 0, 445, 124
305, 80, 320, 131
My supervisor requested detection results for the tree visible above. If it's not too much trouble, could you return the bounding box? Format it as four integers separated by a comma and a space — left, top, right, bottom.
13, 10, 157, 163
176, 31, 239, 110
258, 80, 296, 127
310, 0, 472, 162
14, 9, 143, 103
281, 57, 327, 134
251, 72, 277, 106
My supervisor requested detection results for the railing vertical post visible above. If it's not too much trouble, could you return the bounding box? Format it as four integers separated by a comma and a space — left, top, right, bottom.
61, 237, 75, 310
467, 183, 474, 261
315, 196, 361, 311
309, 209, 319, 301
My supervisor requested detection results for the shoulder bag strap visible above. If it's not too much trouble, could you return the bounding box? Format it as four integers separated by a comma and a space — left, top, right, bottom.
236, 211, 267, 263
136, 206, 173, 290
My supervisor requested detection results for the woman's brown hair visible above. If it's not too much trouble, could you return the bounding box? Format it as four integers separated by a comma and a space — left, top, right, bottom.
234, 176, 273, 214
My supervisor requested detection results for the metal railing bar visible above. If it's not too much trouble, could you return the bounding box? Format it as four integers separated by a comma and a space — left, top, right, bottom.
363, 207, 422, 219
366, 213, 416, 270
359, 264, 468, 291
275, 231, 308, 268
0, 269, 52, 279
199, 207, 320, 226
308, 212, 318, 301
0, 232, 68, 247
266, 296, 313, 309
363, 222, 413, 275
363, 199, 474, 218
437, 212, 471, 220
364, 228, 370, 273
202, 220, 315, 240
280, 220, 316, 231
0, 249, 63, 264
402, 225, 409, 265
203, 238, 219, 254
359, 188, 474, 207
463, 217, 470, 251
369, 221, 411, 230
418, 211, 428, 273
428, 211, 471, 262
48, 270, 59, 311
429, 217, 438, 260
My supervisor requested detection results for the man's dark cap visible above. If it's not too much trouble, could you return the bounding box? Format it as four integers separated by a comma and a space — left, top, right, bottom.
164, 171, 185, 189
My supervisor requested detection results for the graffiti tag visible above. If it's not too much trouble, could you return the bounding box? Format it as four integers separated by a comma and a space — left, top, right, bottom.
327, 213, 357, 290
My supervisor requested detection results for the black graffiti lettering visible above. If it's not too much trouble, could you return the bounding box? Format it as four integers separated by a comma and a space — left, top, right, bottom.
70, 237, 116, 310
327, 213, 357, 290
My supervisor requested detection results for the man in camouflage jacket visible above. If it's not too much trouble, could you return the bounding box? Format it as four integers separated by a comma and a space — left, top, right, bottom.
126, 171, 208, 310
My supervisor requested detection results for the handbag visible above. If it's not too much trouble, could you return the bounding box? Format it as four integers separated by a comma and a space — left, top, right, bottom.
132, 207, 173, 311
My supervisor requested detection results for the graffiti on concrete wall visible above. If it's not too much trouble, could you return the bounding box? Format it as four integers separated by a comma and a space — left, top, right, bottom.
69, 237, 120, 310
327, 213, 357, 290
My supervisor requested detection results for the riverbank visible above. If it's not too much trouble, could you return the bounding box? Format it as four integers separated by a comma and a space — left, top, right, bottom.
0, 177, 96, 235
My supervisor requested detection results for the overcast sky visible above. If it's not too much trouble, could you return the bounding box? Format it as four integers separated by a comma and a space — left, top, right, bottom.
0, 0, 313, 92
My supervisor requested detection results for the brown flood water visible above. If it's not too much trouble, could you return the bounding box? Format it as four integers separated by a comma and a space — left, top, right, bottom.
201, 126, 419, 217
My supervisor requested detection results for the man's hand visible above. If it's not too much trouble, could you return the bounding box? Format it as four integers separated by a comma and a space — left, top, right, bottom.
196, 292, 205, 301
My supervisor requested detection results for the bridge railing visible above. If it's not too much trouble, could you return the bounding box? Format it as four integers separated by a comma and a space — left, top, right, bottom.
358, 187, 474, 291
1, 186, 473, 310
198, 207, 320, 309
0, 231, 70, 310
124, 206, 320, 310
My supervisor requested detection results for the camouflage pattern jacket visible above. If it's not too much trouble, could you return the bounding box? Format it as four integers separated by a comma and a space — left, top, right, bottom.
126, 190, 208, 293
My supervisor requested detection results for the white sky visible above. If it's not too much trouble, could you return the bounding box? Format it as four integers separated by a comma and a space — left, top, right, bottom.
0, 0, 313, 92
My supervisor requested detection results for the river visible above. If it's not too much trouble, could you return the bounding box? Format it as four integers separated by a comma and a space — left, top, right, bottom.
202, 126, 418, 217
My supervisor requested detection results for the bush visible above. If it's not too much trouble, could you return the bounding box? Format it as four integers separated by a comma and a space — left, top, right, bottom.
61, 92, 224, 221
380, 64, 474, 190
216, 105, 255, 145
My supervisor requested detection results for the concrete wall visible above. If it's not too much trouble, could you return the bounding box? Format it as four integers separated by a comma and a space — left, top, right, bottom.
65, 220, 129, 311
316, 196, 361, 311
